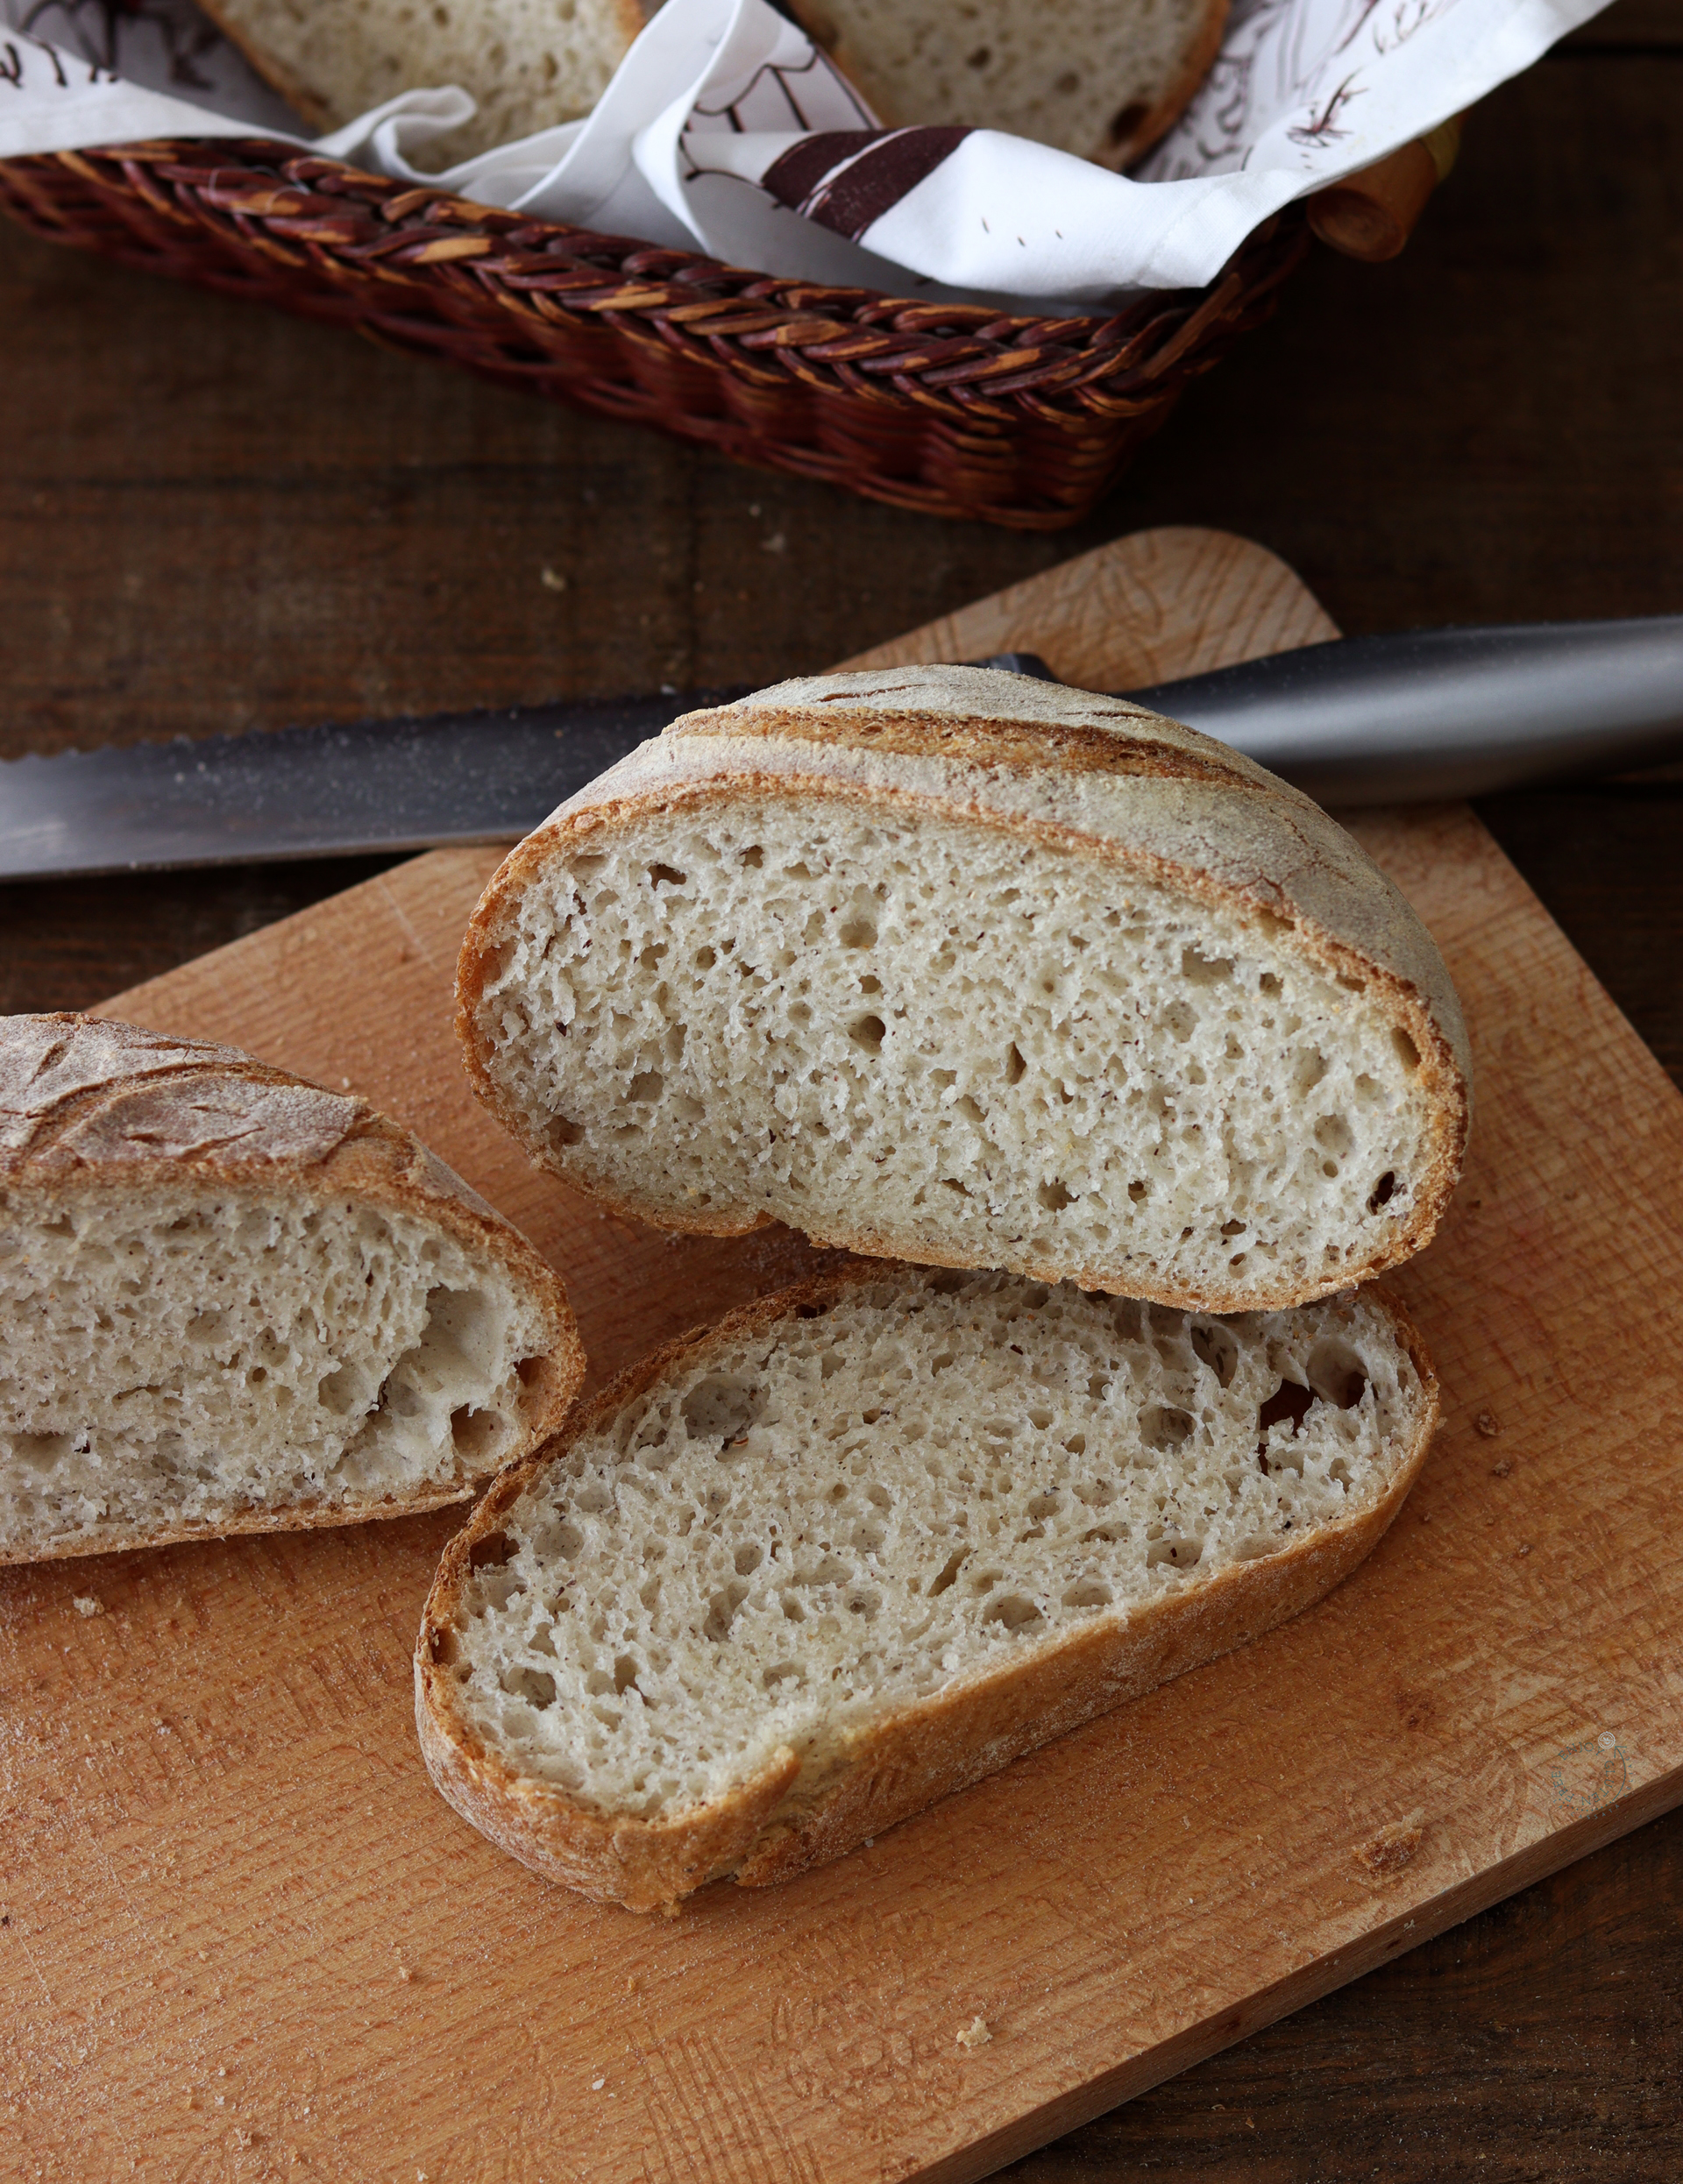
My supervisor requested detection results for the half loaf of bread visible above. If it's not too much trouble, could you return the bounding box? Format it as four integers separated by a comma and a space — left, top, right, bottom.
0, 1014, 584, 1564
197, 0, 649, 164
458, 665, 1471, 1314
416, 1263, 1438, 1910
788, 0, 1229, 169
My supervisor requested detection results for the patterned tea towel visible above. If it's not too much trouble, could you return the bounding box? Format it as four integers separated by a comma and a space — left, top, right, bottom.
0, 0, 1611, 302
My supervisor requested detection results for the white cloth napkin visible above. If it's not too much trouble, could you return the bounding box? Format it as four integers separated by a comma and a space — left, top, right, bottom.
1, 0, 1609, 304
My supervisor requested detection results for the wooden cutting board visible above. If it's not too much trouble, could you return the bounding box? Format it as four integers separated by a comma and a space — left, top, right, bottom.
4, 526, 1682, 2184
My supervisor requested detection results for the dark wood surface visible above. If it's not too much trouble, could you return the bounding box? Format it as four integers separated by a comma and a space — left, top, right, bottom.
3, 3, 1680, 2173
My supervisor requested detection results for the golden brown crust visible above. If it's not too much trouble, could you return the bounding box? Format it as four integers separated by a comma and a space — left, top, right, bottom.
195, 0, 648, 136
415, 1266, 1438, 1911
189, 0, 338, 130
667, 698, 1256, 785
1089, 0, 1232, 168
1, 1014, 586, 1562
456, 715, 1471, 1314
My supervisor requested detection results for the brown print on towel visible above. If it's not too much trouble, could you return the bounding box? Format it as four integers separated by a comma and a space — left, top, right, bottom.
15, 0, 221, 89
761, 127, 973, 243
688, 46, 875, 136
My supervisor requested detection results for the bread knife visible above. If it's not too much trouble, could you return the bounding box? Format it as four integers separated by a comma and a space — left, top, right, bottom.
1, 616, 1678, 882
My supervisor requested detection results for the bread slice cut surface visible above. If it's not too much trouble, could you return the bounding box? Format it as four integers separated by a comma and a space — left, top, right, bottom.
788, 0, 1230, 168
458, 665, 1470, 1313
196, 0, 647, 164
0, 1015, 584, 1563
415, 1265, 1438, 1911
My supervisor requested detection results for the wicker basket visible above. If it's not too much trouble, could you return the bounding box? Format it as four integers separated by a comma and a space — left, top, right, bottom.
0, 138, 1310, 529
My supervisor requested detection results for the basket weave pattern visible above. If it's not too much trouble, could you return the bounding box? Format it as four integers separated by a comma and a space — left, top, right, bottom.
0, 138, 1309, 528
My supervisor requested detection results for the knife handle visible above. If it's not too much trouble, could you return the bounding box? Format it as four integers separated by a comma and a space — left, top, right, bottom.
1306, 116, 1465, 264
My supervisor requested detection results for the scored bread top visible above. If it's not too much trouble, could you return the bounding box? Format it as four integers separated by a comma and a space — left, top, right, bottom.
2, 1016, 361, 1166
2, 1012, 584, 1397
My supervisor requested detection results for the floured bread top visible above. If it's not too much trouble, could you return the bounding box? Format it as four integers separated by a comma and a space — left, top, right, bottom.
431, 1270, 1431, 1825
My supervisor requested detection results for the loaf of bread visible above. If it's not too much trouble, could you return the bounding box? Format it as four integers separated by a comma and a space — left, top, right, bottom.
196, 0, 650, 163
416, 1263, 1437, 1909
457, 665, 1470, 1315
0, 1014, 584, 1564
787, 0, 1229, 169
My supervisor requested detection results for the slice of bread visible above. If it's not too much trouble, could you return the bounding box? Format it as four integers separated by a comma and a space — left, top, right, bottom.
0, 1014, 585, 1564
196, 0, 649, 163
787, 0, 1230, 169
457, 665, 1471, 1315
415, 1264, 1438, 1910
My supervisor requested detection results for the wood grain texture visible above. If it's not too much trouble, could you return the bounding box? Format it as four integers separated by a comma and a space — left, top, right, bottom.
836, 526, 1338, 683
4, 532, 1682, 2184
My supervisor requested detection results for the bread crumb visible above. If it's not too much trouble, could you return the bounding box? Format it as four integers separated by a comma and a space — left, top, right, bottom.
541, 568, 568, 592
72, 1596, 103, 1617
591, 2076, 607, 2091
1474, 1410, 1502, 1437
1490, 1459, 1511, 1478
1517, 1542, 1533, 1556
1355, 1810, 1424, 1880
397, 1967, 413, 1983
956, 2016, 991, 2050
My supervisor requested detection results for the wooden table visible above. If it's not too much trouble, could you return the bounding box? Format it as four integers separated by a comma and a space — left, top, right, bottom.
3, 1, 1679, 2172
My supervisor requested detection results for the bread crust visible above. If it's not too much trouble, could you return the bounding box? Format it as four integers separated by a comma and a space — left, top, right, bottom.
189, 0, 336, 131
1090, 0, 1231, 168
457, 670, 1471, 1313
415, 1265, 1438, 1911
1, 1014, 585, 1563
193, 0, 647, 137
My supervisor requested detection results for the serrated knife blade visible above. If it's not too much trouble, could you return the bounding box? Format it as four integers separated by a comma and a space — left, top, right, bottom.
3, 616, 1680, 883
0, 689, 749, 883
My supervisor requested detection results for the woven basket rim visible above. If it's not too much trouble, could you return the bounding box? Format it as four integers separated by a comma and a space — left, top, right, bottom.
0, 135, 1309, 525
18, 133, 1284, 357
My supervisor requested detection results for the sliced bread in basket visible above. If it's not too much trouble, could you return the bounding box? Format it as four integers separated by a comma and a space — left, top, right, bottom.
415, 1263, 1438, 1910
788, 0, 1230, 169
457, 664, 1471, 1315
0, 1014, 584, 1563
197, 0, 650, 164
